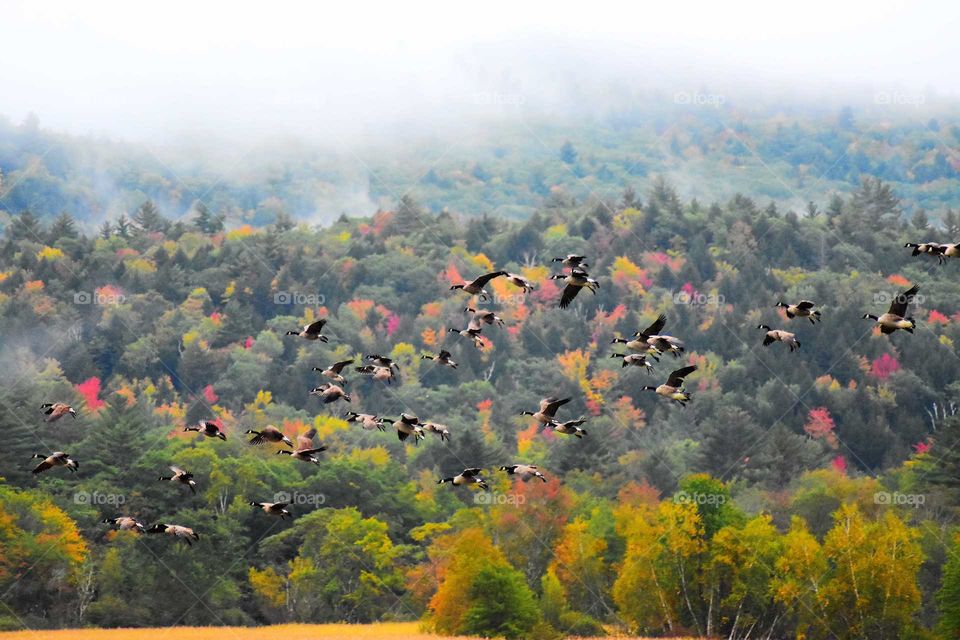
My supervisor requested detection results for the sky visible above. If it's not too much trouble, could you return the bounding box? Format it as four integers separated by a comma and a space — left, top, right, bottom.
0, 0, 957, 141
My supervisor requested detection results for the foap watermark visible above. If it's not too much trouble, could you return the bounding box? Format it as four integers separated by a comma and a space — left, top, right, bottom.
874, 491, 925, 508
674, 290, 725, 306
476, 292, 527, 307
74, 490, 126, 506
73, 290, 126, 305
674, 90, 725, 108
674, 491, 727, 506
873, 290, 926, 307
274, 291, 326, 306
273, 490, 326, 506
874, 90, 926, 108
475, 91, 526, 107
474, 491, 526, 506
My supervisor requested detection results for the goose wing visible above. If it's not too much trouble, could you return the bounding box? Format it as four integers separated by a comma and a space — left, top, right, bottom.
461, 467, 483, 477
328, 359, 353, 373
559, 283, 581, 309
304, 319, 327, 336
666, 365, 697, 387
795, 300, 816, 310
640, 313, 667, 337
539, 397, 571, 417
468, 271, 507, 289
888, 284, 919, 317
297, 428, 318, 450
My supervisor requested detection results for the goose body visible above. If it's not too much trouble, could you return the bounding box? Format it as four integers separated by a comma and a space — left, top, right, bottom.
422, 422, 451, 441
146, 523, 200, 545
448, 327, 485, 349
632, 314, 685, 357
611, 352, 657, 370
438, 467, 489, 490
521, 396, 572, 425
356, 364, 395, 384
310, 383, 352, 404
550, 417, 587, 438
551, 254, 589, 269
31, 452, 78, 474
184, 420, 227, 440
863, 284, 919, 334
757, 325, 801, 351
245, 425, 293, 447
103, 516, 145, 533
465, 307, 504, 328
421, 349, 458, 369
312, 359, 354, 384
776, 300, 821, 324
550, 269, 599, 308
382, 413, 425, 443
286, 319, 329, 342
276, 428, 327, 464
643, 365, 697, 405
344, 411, 386, 431
250, 501, 291, 519
449, 271, 508, 300
505, 272, 535, 293
158, 466, 197, 494
41, 402, 76, 423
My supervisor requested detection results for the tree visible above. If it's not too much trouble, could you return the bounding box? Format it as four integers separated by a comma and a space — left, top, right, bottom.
462, 564, 540, 639
49, 211, 78, 240
192, 201, 224, 234
132, 200, 169, 234
560, 141, 578, 165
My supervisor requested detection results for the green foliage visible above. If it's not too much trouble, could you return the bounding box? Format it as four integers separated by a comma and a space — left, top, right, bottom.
462, 564, 541, 639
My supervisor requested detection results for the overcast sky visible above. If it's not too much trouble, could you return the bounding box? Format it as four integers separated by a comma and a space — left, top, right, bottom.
0, 0, 956, 141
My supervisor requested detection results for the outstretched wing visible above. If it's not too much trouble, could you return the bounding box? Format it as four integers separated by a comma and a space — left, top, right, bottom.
461, 467, 483, 477
297, 428, 318, 449
640, 313, 667, 337
795, 300, 816, 310
888, 284, 919, 317
329, 359, 353, 373
540, 397, 571, 417
666, 365, 698, 387
305, 319, 327, 335
469, 271, 507, 289
559, 284, 581, 309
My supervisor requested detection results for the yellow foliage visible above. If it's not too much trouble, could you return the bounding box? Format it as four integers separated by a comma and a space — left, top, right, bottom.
349, 447, 392, 467
36, 246, 65, 261
226, 224, 256, 241
470, 252, 495, 272
125, 257, 157, 273
248, 567, 286, 609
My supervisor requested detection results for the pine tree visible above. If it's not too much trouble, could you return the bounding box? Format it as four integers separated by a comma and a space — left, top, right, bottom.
8, 209, 43, 241
115, 214, 131, 238
48, 211, 78, 241
132, 200, 168, 234
99, 220, 114, 239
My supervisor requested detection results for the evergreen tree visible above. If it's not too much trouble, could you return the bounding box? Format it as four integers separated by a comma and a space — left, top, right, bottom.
132, 200, 168, 234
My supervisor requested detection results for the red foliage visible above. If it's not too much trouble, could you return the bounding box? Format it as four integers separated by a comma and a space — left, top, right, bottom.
75, 377, 104, 411
804, 407, 838, 448
913, 440, 931, 455
869, 353, 901, 379
244, 336, 254, 349
203, 384, 218, 405
831, 456, 847, 474
385, 313, 401, 337
928, 310, 950, 326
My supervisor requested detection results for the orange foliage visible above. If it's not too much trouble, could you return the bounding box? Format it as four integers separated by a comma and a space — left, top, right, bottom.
421, 327, 438, 347
346, 298, 375, 321
886, 273, 911, 287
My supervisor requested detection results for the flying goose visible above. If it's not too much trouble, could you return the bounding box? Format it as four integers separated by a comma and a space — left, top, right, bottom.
549, 418, 587, 438
31, 452, 78, 474
158, 466, 197, 494
276, 428, 327, 464
312, 359, 354, 384
610, 335, 660, 356
41, 402, 77, 423
184, 420, 227, 441
285, 319, 329, 342
500, 464, 547, 483
905, 242, 942, 258
642, 365, 697, 406
146, 523, 200, 545
356, 364, 395, 384
550, 269, 599, 308
365, 354, 400, 374
610, 352, 657, 371
631, 314, 685, 357
551, 255, 589, 269
757, 325, 801, 351
776, 300, 822, 324
310, 383, 352, 403
465, 307, 505, 328
102, 516, 145, 533
421, 349, 458, 368
437, 467, 489, 490
245, 425, 293, 447
448, 327, 485, 349
422, 421, 451, 442
863, 284, 919, 334
449, 271, 508, 300
381, 413, 425, 443
521, 397, 572, 425
505, 273, 535, 293
344, 411, 386, 431
249, 501, 291, 519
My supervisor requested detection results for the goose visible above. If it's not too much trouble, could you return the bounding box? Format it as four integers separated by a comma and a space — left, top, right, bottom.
631, 314, 685, 357
421, 349, 458, 369
757, 325, 801, 351
465, 307, 504, 328
356, 364, 395, 384
610, 353, 657, 371
449, 271, 508, 300
31, 452, 78, 474
365, 354, 401, 375
381, 413, 426, 443
938, 243, 960, 260
776, 300, 822, 324
905, 242, 941, 258
158, 466, 197, 494
521, 397, 572, 425
276, 428, 327, 464
102, 516, 145, 533
422, 422, 451, 442
642, 365, 697, 406
285, 319, 329, 342
448, 327, 485, 349
500, 464, 547, 482
505, 273, 535, 293
610, 335, 660, 356
344, 411, 386, 431
312, 359, 354, 384
551, 255, 589, 269
146, 523, 200, 545
863, 284, 919, 334
245, 425, 293, 447
310, 383, 351, 404
550, 269, 599, 308
184, 420, 227, 440
249, 501, 291, 520
437, 467, 489, 490
549, 418, 587, 438
40, 402, 76, 423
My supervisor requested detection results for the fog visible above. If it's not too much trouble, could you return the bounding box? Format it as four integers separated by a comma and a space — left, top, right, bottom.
1, 0, 956, 143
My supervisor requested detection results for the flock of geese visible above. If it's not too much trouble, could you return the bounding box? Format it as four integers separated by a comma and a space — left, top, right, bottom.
28, 244, 928, 545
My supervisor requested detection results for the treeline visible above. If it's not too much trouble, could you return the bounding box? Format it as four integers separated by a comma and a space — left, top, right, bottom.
1, 177, 960, 637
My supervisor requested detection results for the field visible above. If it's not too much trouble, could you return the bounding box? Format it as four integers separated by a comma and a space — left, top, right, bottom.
0, 622, 692, 639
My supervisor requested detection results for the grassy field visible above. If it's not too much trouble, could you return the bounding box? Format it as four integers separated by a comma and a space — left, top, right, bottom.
0, 621, 692, 639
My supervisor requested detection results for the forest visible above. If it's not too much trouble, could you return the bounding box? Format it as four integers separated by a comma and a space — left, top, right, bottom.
3, 154, 960, 639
